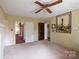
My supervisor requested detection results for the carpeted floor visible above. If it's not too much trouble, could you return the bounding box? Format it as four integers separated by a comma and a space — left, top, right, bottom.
4, 40, 79, 59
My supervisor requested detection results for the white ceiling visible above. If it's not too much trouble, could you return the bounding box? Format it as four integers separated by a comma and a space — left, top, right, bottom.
0, 0, 79, 19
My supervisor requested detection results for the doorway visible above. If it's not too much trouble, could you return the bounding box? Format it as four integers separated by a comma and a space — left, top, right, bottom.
38, 23, 50, 41
15, 22, 25, 44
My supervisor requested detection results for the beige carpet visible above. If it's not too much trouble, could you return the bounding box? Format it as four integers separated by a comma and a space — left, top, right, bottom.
4, 40, 79, 59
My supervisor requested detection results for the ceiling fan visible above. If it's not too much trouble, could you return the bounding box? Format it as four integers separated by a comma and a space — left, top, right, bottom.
34, 0, 62, 14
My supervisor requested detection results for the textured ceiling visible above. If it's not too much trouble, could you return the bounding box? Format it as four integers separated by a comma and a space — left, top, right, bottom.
0, 0, 79, 19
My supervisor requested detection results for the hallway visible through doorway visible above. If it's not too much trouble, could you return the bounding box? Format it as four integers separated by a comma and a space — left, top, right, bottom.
15, 22, 25, 44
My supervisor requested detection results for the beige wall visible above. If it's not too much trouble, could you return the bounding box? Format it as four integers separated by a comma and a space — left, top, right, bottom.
45, 9, 79, 51
0, 8, 6, 25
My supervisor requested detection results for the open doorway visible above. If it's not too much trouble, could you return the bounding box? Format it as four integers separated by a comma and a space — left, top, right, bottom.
38, 23, 50, 41
15, 22, 25, 44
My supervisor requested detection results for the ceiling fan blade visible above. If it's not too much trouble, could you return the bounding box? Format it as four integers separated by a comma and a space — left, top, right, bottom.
35, 1, 44, 6
45, 8, 52, 13
35, 8, 43, 13
48, 0, 62, 7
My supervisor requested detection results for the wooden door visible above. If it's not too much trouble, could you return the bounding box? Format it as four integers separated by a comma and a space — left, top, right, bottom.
38, 23, 44, 40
